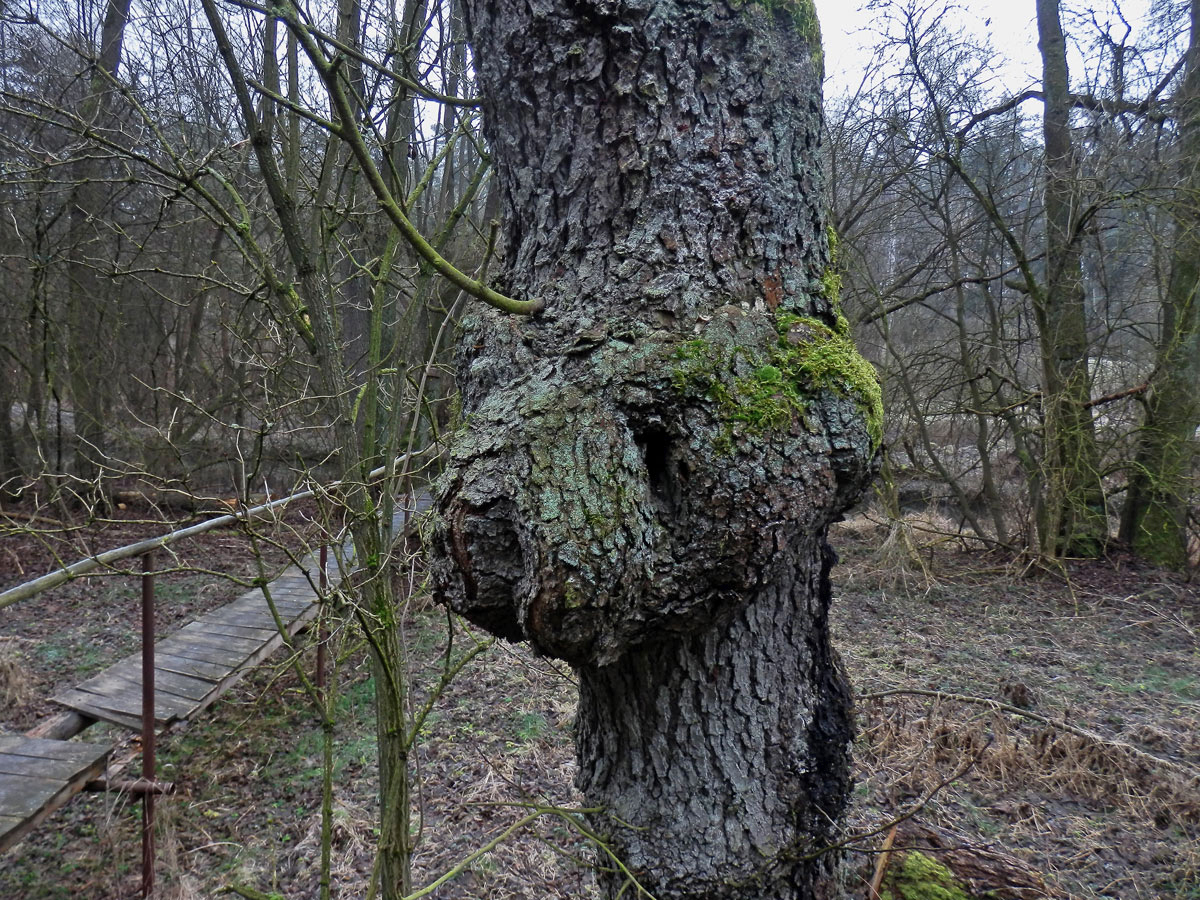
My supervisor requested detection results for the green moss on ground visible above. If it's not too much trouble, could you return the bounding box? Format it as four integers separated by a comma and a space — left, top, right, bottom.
881, 851, 974, 900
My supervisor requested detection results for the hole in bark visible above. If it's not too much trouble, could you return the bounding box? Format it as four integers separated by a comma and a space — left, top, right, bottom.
636, 427, 680, 518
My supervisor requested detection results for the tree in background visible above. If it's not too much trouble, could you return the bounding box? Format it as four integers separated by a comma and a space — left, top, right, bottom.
1037, 0, 1110, 556
832, 0, 1197, 569
1121, 0, 1200, 567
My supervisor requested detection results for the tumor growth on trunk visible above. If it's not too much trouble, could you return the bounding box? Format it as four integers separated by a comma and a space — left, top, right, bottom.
430, 1, 880, 897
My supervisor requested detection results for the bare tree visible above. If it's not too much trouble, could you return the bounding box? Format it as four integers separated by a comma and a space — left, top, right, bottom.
1037, 0, 1110, 556
1121, 0, 1200, 567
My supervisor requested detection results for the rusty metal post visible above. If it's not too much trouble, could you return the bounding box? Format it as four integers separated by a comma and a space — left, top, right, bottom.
316, 543, 328, 690
141, 551, 156, 899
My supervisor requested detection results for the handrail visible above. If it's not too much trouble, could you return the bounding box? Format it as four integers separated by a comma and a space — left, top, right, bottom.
0, 452, 428, 611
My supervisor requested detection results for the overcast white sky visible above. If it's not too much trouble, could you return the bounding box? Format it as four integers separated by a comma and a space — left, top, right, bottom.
813, 0, 1159, 99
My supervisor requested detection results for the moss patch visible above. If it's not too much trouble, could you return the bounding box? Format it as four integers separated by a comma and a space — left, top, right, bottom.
670, 311, 883, 451
881, 851, 974, 900
672, 338, 805, 443
775, 313, 884, 448
821, 224, 851, 335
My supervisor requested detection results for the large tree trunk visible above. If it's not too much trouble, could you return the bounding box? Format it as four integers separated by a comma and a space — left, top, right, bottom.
432, 1, 879, 897
1120, 0, 1200, 568
1036, 0, 1109, 557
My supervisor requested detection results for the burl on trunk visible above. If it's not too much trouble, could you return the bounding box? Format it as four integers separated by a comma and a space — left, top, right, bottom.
430, 1, 880, 897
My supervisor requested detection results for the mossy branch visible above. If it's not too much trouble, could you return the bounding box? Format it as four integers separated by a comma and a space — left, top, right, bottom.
279, 5, 541, 317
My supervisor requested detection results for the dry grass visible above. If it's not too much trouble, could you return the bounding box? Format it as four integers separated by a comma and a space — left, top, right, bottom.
834, 511, 1200, 899
0, 636, 32, 707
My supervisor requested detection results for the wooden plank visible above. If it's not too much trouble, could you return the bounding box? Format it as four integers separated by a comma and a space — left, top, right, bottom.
154, 638, 253, 668
260, 576, 315, 589
215, 604, 310, 624
224, 592, 313, 610
25, 711, 94, 741
50, 694, 144, 732
76, 660, 217, 701
231, 596, 313, 614
0, 736, 110, 762
201, 617, 292, 637
258, 586, 317, 602
0, 753, 98, 780
176, 623, 263, 652
195, 609, 289, 631
206, 604, 307, 626
0, 774, 70, 818
153, 653, 233, 682
53, 686, 181, 728
0, 741, 109, 854
187, 622, 287, 642
65, 668, 209, 707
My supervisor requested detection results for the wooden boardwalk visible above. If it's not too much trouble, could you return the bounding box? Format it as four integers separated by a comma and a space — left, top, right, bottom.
1, 554, 331, 853
51, 564, 326, 732
1, 496, 427, 853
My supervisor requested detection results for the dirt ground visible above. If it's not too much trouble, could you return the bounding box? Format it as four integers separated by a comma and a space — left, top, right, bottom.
0, 506, 1197, 899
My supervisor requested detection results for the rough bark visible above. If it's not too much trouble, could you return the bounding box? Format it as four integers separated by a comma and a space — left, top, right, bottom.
1119, 0, 1200, 568
1036, 0, 1109, 557
431, 1, 878, 897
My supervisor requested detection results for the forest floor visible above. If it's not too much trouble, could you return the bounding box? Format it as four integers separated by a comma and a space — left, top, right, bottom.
0, 505, 1197, 899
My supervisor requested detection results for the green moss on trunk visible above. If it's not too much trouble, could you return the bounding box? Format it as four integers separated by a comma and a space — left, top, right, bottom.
669, 310, 883, 451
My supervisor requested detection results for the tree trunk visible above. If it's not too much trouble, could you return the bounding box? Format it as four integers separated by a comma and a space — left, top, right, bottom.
65, 0, 132, 508
1119, 0, 1200, 568
1036, 0, 1109, 557
576, 540, 853, 899
432, 2, 879, 897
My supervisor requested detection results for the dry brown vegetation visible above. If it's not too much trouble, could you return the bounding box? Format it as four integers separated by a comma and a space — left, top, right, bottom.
1, 509, 1197, 899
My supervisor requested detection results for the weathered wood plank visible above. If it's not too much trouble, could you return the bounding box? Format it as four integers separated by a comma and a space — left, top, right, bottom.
49, 695, 144, 732
0, 737, 110, 854
176, 623, 263, 651
63, 668, 210, 707
187, 622, 287, 642
24, 711, 94, 741
154, 638, 253, 668
224, 598, 313, 617
205, 606, 306, 627
153, 653, 233, 682
0, 753, 98, 780
0, 736, 109, 762
0, 774, 68, 818
224, 592, 313, 611
53, 687, 180, 728
77, 666, 214, 704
